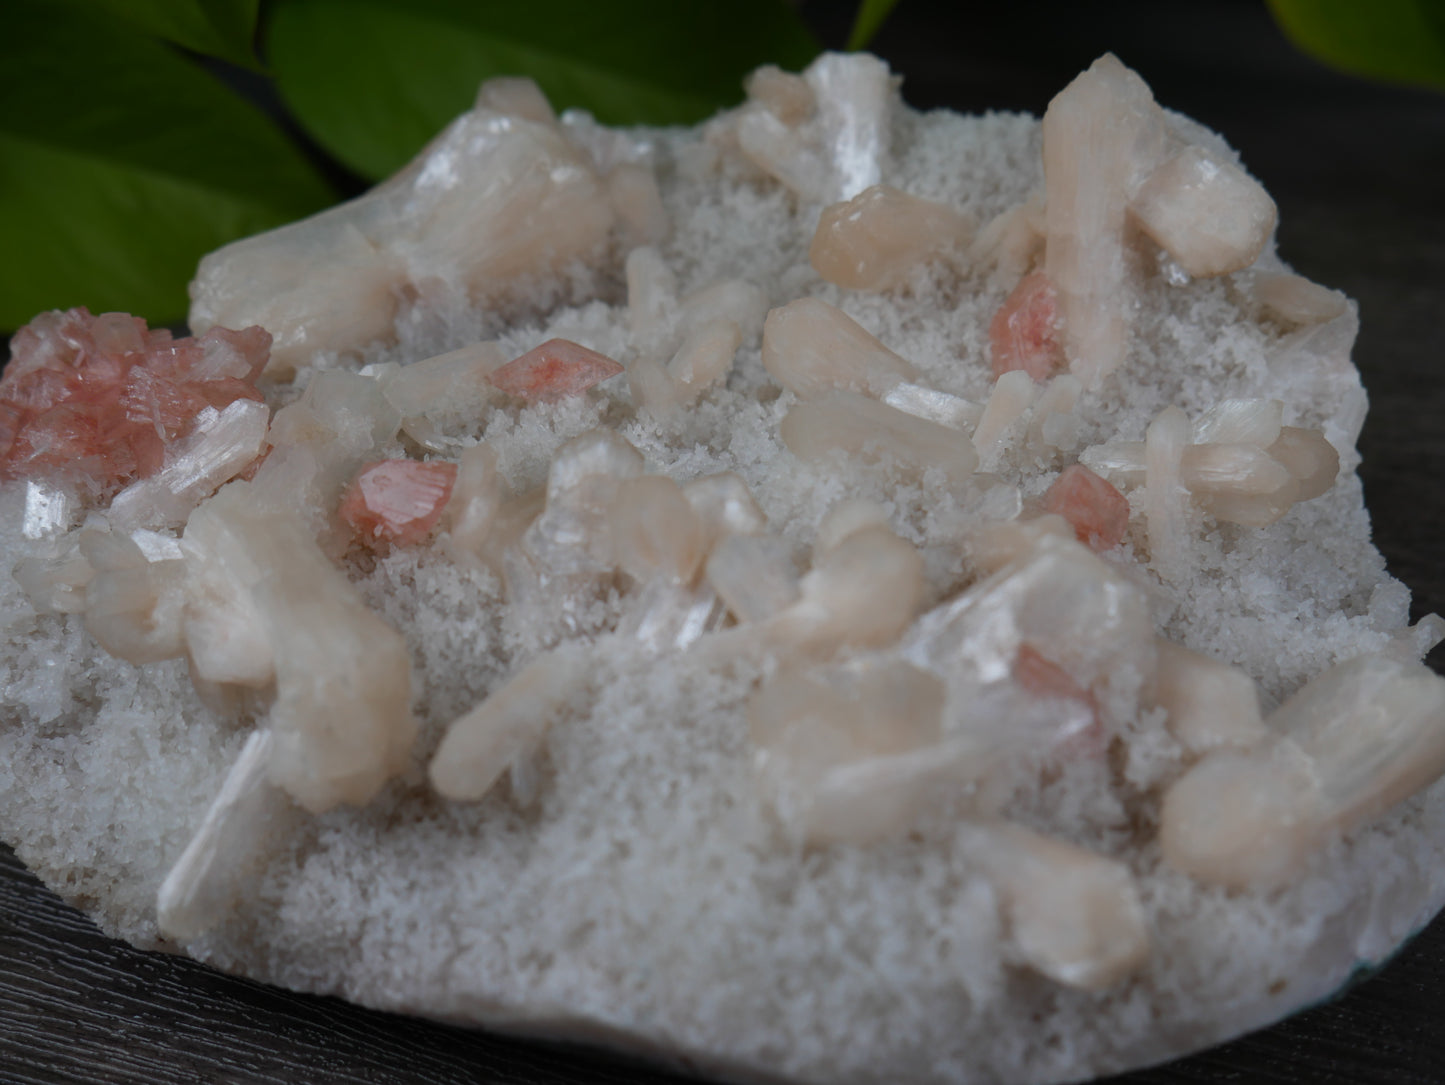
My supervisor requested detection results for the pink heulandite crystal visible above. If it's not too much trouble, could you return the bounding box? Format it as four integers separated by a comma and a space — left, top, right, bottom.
1042, 463, 1131, 552
989, 271, 1066, 381
487, 338, 624, 403
0, 307, 270, 491
339, 459, 459, 547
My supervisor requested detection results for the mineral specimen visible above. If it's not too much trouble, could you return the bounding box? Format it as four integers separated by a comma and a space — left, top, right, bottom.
3, 45, 1444, 1085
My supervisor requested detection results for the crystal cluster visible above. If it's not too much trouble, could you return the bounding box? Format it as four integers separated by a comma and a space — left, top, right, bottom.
4, 49, 1445, 1077
0, 307, 269, 493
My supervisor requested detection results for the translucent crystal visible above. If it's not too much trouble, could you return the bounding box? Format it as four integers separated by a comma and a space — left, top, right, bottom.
371, 341, 505, 449
969, 513, 1075, 576
1151, 640, 1266, 755
107, 399, 270, 531
156, 728, 288, 941
762, 298, 915, 399
904, 533, 1153, 689
618, 578, 728, 654
809, 184, 971, 291
980, 823, 1150, 990
1161, 654, 1445, 889
1043, 55, 1167, 387
1267, 426, 1339, 501
781, 391, 980, 481
1190, 398, 1283, 447
1028, 374, 1083, 453
430, 647, 591, 802
13, 529, 94, 614
488, 339, 625, 403
736, 52, 895, 203
338, 459, 458, 548
190, 103, 613, 376
525, 430, 644, 576
609, 475, 707, 585
21, 479, 76, 539
989, 271, 1066, 382
626, 246, 679, 355
1130, 145, 1277, 278
882, 382, 982, 430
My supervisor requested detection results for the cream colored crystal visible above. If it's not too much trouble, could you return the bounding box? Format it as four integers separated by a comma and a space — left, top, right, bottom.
1161, 654, 1445, 889
970, 191, 1046, 278
608, 162, 670, 246
1131, 145, 1276, 277
1152, 639, 1266, 755
748, 660, 950, 845
610, 475, 707, 585
440, 443, 503, 572
679, 279, 770, 346
809, 184, 971, 291
981, 823, 1151, 990
744, 64, 814, 125
683, 471, 768, 546
1027, 373, 1084, 453
813, 499, 891, 557
524, 429, 645, 577
367, 341, 506, 450
972, 370, 1036, 462
1144, 405, 1189, 577
706, 534, 800, 624
736, 53, 895, 203
190, 97, 613, 376
667, 318, 740, 399
969, 513, 1075, 576
762, 298, 915, 399
1043, 54, 1167, 387
781, 391, 980, 480
430, 648, 591, 802
79, 524, 186, 665
770, 525, 925, 654
1254, 271, 1348, 325
474, 76, 557, 125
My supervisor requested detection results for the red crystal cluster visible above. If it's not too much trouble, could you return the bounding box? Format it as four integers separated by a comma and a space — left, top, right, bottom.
0, 308, 270, 491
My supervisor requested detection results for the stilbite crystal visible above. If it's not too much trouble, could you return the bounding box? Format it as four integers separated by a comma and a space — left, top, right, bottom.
781, 391, 979, 480
762, 298, 916, 399
809, 184, 971, 291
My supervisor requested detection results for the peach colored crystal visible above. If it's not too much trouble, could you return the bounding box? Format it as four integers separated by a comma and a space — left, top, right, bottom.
487, 338, 624, 402
989, 272, 1066, 381
0, 307, 269, 490
339, 459, 458, 547
1042, 464, 1130, 551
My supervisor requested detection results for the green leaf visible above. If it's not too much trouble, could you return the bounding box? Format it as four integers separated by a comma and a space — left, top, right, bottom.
0, 1, 336, 331
266, 0, 821, 181
1267, 0, 1445, 91
59, 0, 263, 70
846, 0, 903, 52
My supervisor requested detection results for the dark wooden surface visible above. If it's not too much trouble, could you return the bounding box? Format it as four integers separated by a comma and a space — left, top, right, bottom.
4, 2, 1445, 1082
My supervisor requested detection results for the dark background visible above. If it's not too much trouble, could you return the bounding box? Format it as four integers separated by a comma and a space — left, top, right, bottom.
4, 1, 1445, 1082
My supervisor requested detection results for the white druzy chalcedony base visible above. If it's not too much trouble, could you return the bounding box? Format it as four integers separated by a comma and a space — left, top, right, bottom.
3, 52, 1445, 1085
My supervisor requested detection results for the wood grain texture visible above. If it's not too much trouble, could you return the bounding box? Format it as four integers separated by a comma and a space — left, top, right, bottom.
4, 1, 1445, 1083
